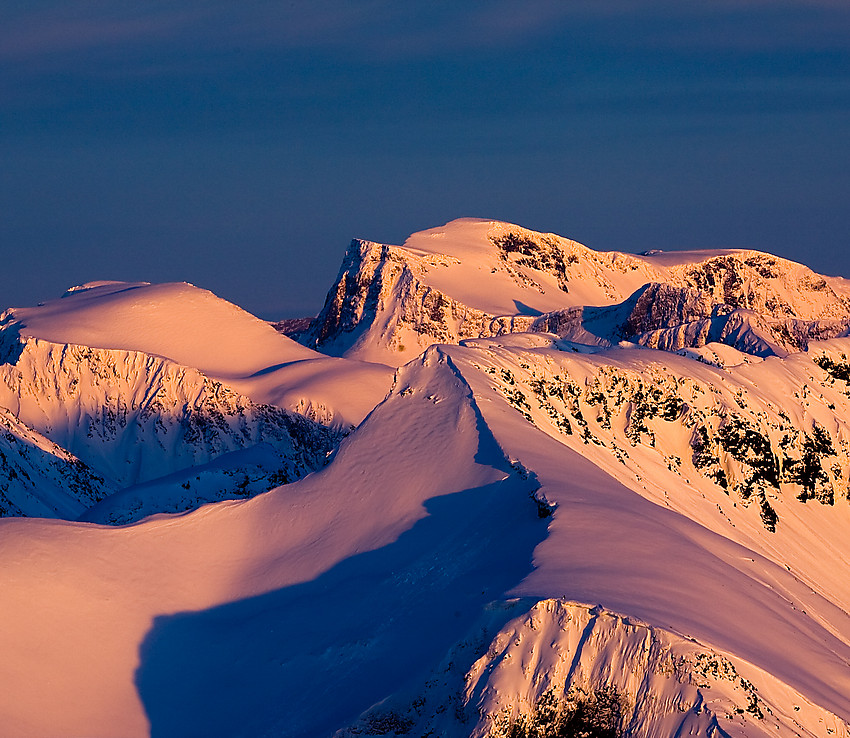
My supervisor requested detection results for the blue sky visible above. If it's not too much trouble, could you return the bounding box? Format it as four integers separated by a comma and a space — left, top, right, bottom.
2, 1, 849, 317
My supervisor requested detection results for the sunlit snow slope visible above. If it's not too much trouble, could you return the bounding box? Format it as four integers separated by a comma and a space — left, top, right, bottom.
6, 280, 394, 427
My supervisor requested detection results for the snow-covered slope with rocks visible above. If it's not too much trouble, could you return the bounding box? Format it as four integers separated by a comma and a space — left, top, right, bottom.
0, 332, 336, 491
331, 336, 850, 738
0, 286, 360, 521
1, 219, 850, 737
345, 600, 848, 738
535, 281, 850, 358
0, 405, 111, 517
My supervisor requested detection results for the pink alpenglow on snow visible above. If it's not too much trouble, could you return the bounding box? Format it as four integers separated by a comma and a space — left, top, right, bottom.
0, 220, 849, 737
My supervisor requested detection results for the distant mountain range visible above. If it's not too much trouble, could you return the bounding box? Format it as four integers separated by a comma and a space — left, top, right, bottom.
0, 219, 849, 737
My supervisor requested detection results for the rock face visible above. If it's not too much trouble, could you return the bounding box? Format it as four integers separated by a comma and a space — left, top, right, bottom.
300, 220, 850, 365
538, 284, 850, 359
300, 238, 537, 364
674, 252, 849, 320
620, 282, 724, 336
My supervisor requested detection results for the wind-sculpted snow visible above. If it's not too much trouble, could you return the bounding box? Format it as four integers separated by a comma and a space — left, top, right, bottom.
5, 280, 320, 376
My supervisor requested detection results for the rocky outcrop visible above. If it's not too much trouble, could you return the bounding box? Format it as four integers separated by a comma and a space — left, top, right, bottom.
302, 223, 850, 366
675, 253, 850, 320
301, 239, 536, 363
532, 280, 850, 359
480, 342, 850, 533
0, 407, 111, 518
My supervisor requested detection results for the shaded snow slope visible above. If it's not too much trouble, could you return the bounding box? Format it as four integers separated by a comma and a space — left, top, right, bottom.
80, 443, 302, 526
301, 218, 850, 365
0, 406, 112, 517
0, 332, 337, 517
0, 349, 545, 737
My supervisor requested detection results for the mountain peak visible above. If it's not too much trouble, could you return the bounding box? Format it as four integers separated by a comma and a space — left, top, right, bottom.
298, 220, 850, 365
8, 280, 319, 377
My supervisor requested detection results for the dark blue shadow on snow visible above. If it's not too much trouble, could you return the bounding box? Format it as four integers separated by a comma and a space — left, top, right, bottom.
513, 299, 543, 316
0, 319, 25, 365
135, 477, 546, 738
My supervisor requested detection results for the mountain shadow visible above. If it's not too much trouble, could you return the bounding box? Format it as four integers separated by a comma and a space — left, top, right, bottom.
135, 476, 547, 737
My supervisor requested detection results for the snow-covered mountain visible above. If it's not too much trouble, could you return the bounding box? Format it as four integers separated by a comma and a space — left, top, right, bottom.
1, 220, 850, 737
0, 332, 334, 487
293, 219, 850, 365
5, 280, 394, 427
0, 285, 352, 521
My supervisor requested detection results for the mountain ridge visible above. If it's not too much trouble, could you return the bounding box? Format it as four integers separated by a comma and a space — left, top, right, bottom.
291, 219, 850, 366
0, 218, 849, 736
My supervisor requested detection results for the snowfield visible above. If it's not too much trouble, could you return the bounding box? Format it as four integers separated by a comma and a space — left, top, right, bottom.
0, 219, 849, 737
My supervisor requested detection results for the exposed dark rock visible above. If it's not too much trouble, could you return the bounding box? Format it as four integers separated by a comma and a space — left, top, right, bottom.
491, 232, 576, 293
270, 316, 314, 339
